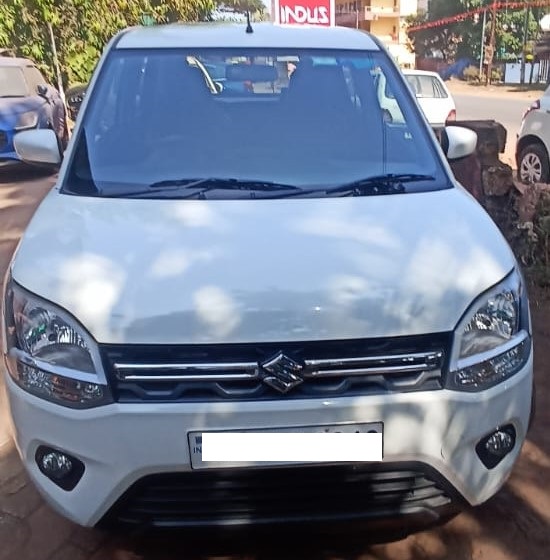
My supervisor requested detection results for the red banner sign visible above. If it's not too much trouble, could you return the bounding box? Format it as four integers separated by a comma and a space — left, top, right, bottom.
273, 0, 336, 27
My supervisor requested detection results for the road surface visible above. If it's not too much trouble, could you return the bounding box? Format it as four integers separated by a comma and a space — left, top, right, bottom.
448, 81, 539, 167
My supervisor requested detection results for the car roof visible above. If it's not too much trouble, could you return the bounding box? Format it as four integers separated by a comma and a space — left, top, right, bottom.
0, 56, 34, 67
403, 69, 442, 79
116, 22, 380, 51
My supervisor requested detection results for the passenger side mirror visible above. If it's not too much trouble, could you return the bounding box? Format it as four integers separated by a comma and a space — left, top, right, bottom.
14, 129, 61, 166
440, 126, 478, 161
37, 84, 48, 97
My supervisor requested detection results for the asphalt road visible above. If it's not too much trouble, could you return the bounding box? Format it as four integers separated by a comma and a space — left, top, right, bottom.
454, 94, 529, 136
453, 92, 532, 167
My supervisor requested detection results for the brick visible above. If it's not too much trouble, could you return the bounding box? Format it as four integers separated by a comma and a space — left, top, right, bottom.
49, 543, 89, 560
0, 476, 43, 518
70, 526, 108, 554
18, 504, 76, 560
0, 511, 31, 560
0, 447, 25, 482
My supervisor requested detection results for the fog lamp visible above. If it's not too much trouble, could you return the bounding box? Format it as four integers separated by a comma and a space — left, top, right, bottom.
41, 451, 73, 479
475, 425, 516, 469
35, 446, 85, 490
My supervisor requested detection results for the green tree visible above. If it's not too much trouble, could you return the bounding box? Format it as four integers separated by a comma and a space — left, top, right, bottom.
406, 1, 545, 62
218, 0, 266, 14
0, 0, 218, 86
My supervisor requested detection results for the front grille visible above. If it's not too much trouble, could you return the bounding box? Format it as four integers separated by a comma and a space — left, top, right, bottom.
0, 130, 7, 151
102, 462, 459, 528
101, 334, 450, 402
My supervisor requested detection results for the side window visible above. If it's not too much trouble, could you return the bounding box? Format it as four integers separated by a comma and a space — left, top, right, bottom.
432, 78, 448, 99
405, 76, 419, 96
23, 65, 47, 94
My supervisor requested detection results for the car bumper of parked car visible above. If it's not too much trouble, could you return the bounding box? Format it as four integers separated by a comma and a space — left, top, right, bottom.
2, 353, 533, 530
0, 129, 19, 162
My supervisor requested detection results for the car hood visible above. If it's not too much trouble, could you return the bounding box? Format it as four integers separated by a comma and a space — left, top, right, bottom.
12, 186, 515, 344
0, 96, 44, 119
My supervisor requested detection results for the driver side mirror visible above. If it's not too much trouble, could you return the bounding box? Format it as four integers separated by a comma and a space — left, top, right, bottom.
440, 126, 478, 161
14, 129, 61, 166
37, 84, 48, 97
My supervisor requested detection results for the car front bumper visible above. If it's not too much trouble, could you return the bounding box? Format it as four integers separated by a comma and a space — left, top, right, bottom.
0, 127, 19, 162
2, 353, 533, 529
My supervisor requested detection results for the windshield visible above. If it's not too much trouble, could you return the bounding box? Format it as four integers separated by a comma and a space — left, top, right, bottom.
64, 48, 449, 198
0, 66, 29, 97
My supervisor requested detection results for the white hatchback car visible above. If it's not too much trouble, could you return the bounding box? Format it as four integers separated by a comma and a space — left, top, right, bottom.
403, 70, 456, 128
3, 23, 533, 537
516, 84, 550, 183
376, 69, 456, 129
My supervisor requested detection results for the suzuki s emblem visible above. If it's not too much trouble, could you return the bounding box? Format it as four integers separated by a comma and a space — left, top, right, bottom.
260, 351, 304, 393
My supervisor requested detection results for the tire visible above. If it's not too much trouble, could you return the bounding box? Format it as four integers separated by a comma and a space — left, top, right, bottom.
518, 143, 550, 184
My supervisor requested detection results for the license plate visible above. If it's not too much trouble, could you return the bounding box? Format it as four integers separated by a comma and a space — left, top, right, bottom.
188, 422, 383, 469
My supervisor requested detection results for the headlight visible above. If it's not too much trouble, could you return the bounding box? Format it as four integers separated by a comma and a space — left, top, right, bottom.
2, 278, 112, 408
448, 270, 531, 391
14, 110, 39, 130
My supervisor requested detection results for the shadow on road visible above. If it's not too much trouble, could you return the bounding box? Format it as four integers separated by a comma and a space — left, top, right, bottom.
0, 164, 56, 184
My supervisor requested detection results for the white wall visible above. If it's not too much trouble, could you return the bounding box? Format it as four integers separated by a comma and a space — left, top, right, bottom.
400, 0, 418, 17
504, 62, 540, 84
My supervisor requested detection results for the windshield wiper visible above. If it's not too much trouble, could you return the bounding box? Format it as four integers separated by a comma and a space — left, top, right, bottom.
100, 178, 301, 198
323, 173, 436, 196
263, 173, 436, 199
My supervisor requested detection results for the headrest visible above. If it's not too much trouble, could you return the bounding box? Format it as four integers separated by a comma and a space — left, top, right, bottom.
287, 64, 352, 110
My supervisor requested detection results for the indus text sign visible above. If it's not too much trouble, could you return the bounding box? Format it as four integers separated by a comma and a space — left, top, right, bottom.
273, 0, 336, 27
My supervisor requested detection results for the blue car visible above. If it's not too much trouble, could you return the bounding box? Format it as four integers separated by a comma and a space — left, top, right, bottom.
0, 56, 67, 165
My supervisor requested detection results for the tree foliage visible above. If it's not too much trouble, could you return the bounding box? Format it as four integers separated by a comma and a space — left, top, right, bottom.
407, 0, 546, 62
0, 0, 259, 86
218, 0, 266, 14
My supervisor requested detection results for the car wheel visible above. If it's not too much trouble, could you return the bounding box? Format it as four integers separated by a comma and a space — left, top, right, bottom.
518, 143, 550, 184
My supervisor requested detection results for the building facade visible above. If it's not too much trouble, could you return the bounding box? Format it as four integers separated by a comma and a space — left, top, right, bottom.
334, 0, 418, 67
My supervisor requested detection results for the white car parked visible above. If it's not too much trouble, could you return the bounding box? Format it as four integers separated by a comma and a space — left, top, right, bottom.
403, 70, 456, 127
516, 84, 550, 183
376, 69, 456, 129
3, 22, 533, 537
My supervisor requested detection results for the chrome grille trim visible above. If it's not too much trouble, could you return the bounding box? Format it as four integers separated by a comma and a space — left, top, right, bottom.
114, 362, 258, 381
103, 334, 451, 401
114, 351, 443, 383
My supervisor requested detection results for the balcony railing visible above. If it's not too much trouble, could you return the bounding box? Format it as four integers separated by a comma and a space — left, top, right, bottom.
365, 6, 401, 19
335, 5, 401, 26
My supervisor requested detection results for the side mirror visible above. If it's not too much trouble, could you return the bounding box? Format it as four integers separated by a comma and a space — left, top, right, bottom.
14, 129, 61, 166
214, 81, 224, 94
37, 84, 48, 97
441, 126, 478, 161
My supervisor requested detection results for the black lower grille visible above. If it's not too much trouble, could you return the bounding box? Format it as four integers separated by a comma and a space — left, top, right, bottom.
102, 462, 460, 528
0, 130, 7, 151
